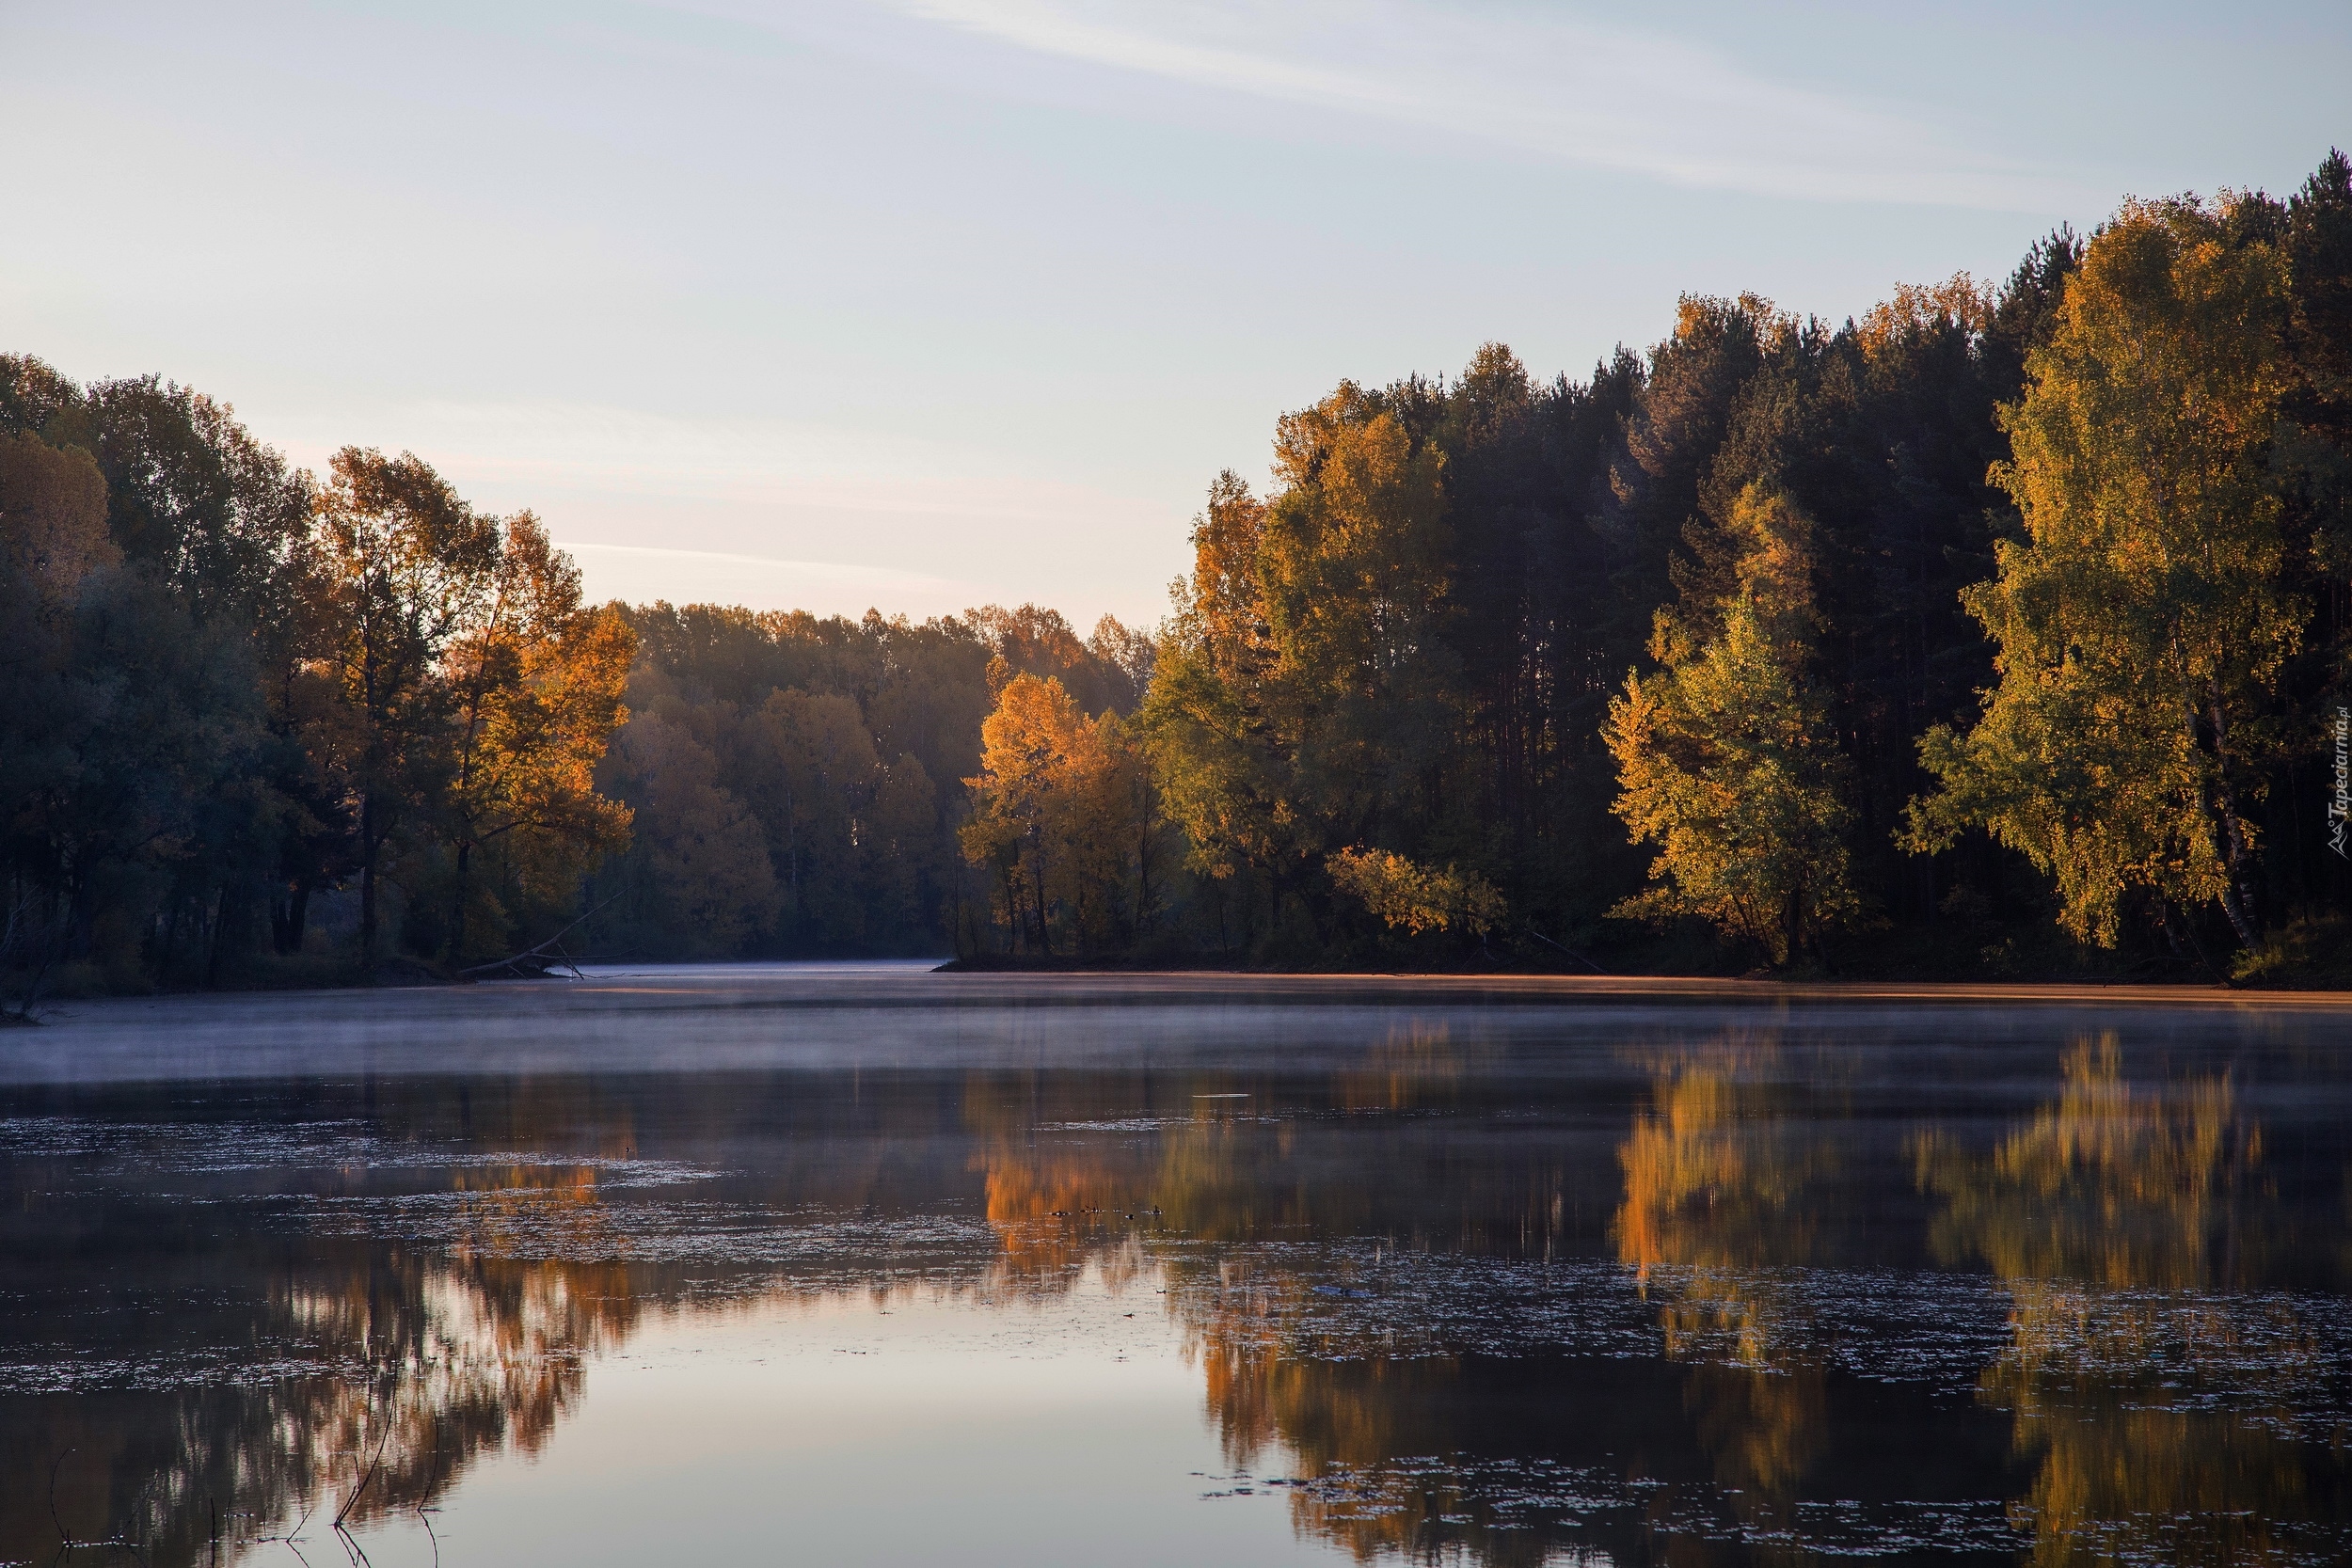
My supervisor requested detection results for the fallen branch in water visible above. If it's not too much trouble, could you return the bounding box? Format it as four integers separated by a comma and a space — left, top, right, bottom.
1525, 925, 1607, 974
458, 895, 617, 980
48, 1448, 77, 1548
334, 1426, 391, 1529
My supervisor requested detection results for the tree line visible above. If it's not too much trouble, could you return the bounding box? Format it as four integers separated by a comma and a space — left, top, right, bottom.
983, 152, 2352, 979
5, 151, 2347, 992
0, 368, 642, 997
0, 348, 1149, 993
589, 600, 1148, 959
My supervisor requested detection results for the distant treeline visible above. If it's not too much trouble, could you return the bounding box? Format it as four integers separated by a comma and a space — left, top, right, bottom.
0, 353, 1148, 991
590, 602, 1148, 959
5, 151, 2348, 993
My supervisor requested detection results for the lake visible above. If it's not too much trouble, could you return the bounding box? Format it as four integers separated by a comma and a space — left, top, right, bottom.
7, 963, 2351, 1566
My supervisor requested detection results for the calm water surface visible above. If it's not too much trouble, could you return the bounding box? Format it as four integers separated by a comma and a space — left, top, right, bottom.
7, 964, 2352, 1565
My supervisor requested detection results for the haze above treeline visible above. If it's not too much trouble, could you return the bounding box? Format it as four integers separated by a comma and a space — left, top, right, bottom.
5, 151, 2349, 999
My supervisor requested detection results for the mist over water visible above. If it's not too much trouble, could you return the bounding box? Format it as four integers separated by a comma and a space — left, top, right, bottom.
8, 965, 2352, 1565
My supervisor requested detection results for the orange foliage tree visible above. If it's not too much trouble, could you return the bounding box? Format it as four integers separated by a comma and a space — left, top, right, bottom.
961, 670, 1159, 957
440, 512, 635, 964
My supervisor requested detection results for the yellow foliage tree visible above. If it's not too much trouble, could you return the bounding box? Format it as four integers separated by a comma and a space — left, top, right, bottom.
1325, 847, 1502, 936
1146, 472, 1289, 888
441, 513, 635, 963
1145, 388, 1470, 951
961, 672, 1154, 956
1606, 485, 1859, 965
1905, 197, 2297, 954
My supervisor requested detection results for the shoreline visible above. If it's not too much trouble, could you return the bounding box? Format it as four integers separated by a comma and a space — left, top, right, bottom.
13, 960, 2352, 1020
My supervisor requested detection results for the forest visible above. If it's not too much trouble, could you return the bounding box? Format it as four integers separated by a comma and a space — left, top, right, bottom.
4, 150, 2348, 997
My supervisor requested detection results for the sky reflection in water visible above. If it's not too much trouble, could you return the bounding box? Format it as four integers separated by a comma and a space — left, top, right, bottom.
6, 966, 2352, 1566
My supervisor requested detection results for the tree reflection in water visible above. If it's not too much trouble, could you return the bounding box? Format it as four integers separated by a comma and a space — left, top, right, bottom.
1611, 1033, 1836, 1540
8, 1014, 2352, 1567
1918, 1035, 2343, 1565
968, 1024, 1611, 1562
8, 1170, 640, 1566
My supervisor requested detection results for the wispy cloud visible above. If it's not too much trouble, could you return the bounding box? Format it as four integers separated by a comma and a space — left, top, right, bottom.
257, 395, 1179, 622
267, 397, 1161, 524
557, 540, 999, 618
895, 0, 2087, 211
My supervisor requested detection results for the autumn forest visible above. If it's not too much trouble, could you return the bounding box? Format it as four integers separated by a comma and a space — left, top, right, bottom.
7, 151, 2352, 994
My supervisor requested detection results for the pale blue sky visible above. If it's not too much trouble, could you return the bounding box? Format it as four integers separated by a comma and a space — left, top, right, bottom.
4, 1, 2344, 625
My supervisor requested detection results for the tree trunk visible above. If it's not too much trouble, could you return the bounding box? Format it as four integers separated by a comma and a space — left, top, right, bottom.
2207, 687, 2264, 953
448, 839, 473, 967
995, 862, 1019, 955
157, 898, 183, 982
2217, 879, 2261, 955
358, 790, 379, 971
206, 885, 229, 987
1033, 849, 1052, 958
